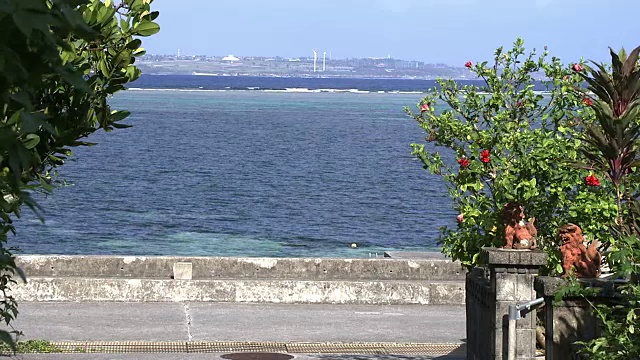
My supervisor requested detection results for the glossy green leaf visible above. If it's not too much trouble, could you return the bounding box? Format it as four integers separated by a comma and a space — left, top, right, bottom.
134, 21, 160, 36
125, 39, 142, 50
142, 11, 159, 21
22, 134, 40, 149
110, 110, 130, 122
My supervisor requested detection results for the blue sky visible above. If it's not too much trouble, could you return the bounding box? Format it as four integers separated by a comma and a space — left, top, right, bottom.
143, 0, 640, 65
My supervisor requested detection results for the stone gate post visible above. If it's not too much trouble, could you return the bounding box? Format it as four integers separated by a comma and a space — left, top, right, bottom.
477, 247, 548, 360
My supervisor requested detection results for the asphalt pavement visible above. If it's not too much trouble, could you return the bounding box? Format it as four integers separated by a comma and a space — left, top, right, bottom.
3, 302, 466, 359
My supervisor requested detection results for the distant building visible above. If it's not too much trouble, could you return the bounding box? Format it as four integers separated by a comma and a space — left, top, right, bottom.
222, 55, 240, 62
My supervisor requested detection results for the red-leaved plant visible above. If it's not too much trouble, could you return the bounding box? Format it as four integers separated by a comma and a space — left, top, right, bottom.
576, 46, 640, 230
573, 46, 640, 360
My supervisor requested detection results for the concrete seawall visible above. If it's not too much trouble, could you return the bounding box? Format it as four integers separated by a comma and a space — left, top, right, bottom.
16, 255, 465, 280
12, 255, 466, 305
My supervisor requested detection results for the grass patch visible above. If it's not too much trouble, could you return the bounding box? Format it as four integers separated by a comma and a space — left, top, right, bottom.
0, 339, 64, 353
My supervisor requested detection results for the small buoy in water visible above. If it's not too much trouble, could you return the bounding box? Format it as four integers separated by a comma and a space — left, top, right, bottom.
351, 243, 358, 248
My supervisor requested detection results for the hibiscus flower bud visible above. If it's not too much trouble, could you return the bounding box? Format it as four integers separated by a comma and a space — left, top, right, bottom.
456, 214, 464, 223
465, 61, 473, 68
582, 97, 593, 106
420, 103, 430, 112
480, 149, 491, 164
457, 158, 470, 168
585, 174, 600, 187
572, 63, 583, 72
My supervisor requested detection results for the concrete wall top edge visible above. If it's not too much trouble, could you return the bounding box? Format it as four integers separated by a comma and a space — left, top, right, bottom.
17, 254, 453, 262
15, 254, 465, 281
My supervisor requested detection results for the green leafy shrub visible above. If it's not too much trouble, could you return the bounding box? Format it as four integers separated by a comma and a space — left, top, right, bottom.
407, 38, 618, 271
0, 0, 159, 348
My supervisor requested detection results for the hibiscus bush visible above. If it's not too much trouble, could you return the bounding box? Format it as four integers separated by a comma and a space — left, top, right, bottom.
406, 38, 619, 271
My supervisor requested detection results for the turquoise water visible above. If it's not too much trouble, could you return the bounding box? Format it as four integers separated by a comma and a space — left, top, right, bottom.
12, 89, 455, 257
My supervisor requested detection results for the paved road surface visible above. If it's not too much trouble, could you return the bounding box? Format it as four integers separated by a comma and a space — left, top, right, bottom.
12, 303, 465, 343
4, 302, 466, 359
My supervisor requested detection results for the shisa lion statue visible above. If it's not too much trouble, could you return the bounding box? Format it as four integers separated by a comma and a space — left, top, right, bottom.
502, 202, 537, 250
558, 223, 601, 278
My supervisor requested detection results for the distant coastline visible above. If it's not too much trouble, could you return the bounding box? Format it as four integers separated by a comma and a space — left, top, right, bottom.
187, 71, 446, 80
137, 54, 476, 80
137, 60, 548, 81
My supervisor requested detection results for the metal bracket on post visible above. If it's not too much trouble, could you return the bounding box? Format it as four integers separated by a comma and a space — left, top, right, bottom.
507, 297, 545, 360
509, 303, 521, 321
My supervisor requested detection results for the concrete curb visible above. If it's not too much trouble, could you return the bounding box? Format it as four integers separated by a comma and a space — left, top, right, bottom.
34, 340, 466, 356
12, 278, 465, 305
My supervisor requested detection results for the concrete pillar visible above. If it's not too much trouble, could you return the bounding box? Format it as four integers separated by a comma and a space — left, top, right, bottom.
480, 247, 548, 360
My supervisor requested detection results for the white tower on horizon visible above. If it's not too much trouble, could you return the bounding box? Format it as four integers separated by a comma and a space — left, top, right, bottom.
312, 49, 318, 72
323, 51, 326, 72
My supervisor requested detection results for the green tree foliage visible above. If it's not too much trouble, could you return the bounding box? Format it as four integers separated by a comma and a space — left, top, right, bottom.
0, 0, 158, 347
406, 38, 618, 271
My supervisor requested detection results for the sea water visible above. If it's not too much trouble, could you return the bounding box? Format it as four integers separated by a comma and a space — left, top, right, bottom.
11, 76, 458, 257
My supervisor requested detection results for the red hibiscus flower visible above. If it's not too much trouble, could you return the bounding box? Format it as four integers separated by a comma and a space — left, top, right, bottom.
457, 158, 470, 168
480, 149, 490, 163
585, 174, 600, 187
465, 61, 473, 68
572, 63, 584, 72
582, 97, 593, 106
420, 103, 430, 112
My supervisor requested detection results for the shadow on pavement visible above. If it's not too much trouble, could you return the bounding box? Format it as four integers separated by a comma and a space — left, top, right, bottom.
311, 354, 464, 360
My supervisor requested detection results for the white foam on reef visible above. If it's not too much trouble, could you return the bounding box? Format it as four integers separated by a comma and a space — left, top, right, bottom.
128, 87, 426, 94
285, 88, 314, 92
129, 88, 230, 92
